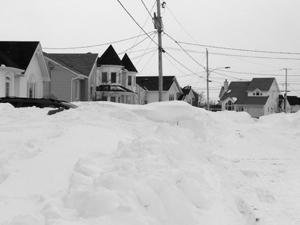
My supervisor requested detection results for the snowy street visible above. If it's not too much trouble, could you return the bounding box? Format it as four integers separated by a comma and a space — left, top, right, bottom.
0, 102, 299, 225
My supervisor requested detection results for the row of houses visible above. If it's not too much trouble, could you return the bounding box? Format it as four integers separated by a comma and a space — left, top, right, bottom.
0, 41, 200, 106
219, 78, 300, 117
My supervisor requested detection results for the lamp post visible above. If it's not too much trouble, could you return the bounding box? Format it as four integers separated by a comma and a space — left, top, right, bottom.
206, 49, 230, 110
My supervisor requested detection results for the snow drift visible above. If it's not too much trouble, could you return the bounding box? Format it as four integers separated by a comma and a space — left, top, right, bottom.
0, 102, 299, 225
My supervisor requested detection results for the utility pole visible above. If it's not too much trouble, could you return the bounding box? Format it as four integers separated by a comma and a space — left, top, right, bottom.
154, 0, 163, 101
283, 68, 288, 113
206, 48, 210, 110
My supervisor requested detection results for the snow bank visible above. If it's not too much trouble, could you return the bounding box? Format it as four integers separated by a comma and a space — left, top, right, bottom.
0, 101, 299, 225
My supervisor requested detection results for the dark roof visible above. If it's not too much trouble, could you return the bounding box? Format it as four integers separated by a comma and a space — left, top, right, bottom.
178, 86, 192, 100
182, 86, 192, 95
97, 45, 122, 67
221, 79, 276, 105
122, 53, 138, 72
136, 76, 176, 91
0, 41, 39, 70
44, 53, 98, 76
96, 84, 134, 93
220, 81, 251, 101
247, 78, 275, 91
235, 96, 269, 105
279, 95, 300, 106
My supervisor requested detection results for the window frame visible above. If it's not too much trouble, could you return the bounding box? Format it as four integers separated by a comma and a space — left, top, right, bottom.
111, 72, 117, 83
102, 72, 108, 83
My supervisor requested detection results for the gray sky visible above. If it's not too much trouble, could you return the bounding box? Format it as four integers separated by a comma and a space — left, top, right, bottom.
2, 0, 300, 100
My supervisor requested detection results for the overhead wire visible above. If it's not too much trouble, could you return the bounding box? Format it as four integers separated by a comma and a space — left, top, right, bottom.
118, 31, 155, 55
165, 47, 300, 61
140, 0, 155, 23
178, 42, 300, 55
218, 69, 300, 77
116, 0, 158, 46
43, 32, 152, 50
129, 0, 156, 50
165, 5, 197, 42
164, 32, 206, 70
136, 32, 157, 66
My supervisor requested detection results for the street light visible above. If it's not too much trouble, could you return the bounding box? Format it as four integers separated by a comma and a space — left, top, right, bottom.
206, 66, 230, 111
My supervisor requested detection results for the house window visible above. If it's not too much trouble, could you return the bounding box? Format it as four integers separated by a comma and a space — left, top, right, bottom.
236, 106, 244, 112
28, 83, 36, 98
225, 100, 234, 111
254, 91, 262, 96
5, 82, 10, 97
101, 96, 107, 101
102, 72, 108, 83
128, 76, 132, 86
110, 96, 116, 102
169, 94, 175, 101
90, 87, 93, 97
111, 72, 117, 83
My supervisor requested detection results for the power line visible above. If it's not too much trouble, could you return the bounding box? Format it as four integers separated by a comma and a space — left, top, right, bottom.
165, 5, 197, 42
118, 32, 155, 55
165, 47, 300, 61
218, 69, 300, 77
164, 32, 206, 70
165, 52, 205, 79
140, 0, 154, 22
130, 1, 156, 52
116, 0, 158, 46
140, 49, 157, 73
178, 41, 300, 55
136, 33, 157, 66
131, 48, 157, 60
44, 32, 152, 50
211, 71, 248, 81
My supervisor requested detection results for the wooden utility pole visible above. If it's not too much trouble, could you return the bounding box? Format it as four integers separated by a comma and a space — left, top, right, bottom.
154, 0, 163, 101
206, 48, 210, 110
281, 68, 292, 113
284, 68, 288, 113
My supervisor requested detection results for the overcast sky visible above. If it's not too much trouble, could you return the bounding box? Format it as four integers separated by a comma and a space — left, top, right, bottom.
2, 0, 300, 99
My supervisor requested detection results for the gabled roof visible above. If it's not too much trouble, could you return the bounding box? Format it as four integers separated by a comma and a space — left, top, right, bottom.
122, 53, 138, 72
247, 78, 275, 91
220, 81, 251, 101
182, 86, 192, 95
0, 41, 39, 70
97, 45, 122, 67
178, 86, 194, 100
279, 95, 300, 106
44, 52, 98, 76
136, 76, 177, 91
220, 78, 277, 106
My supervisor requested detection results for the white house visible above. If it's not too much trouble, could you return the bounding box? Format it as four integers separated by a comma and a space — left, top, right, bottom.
179, 86, 196, 105
219, 78, 280, 118
96, 45, 137, 104
0, 41, 50, 98
136, 76, 183, 104
279, 95, 300, 113
44, 53, 98, 102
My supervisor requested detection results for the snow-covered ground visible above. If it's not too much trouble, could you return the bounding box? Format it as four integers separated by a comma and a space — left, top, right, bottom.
0, 101, 299, 225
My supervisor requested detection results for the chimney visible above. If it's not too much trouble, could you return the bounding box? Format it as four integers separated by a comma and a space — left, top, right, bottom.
224, 79, 229, 91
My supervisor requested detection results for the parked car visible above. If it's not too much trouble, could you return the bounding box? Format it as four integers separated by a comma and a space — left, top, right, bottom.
0, 97, 77, 115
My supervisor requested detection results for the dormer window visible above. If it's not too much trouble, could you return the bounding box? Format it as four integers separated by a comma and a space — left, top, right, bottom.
253, 90, 262, 96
